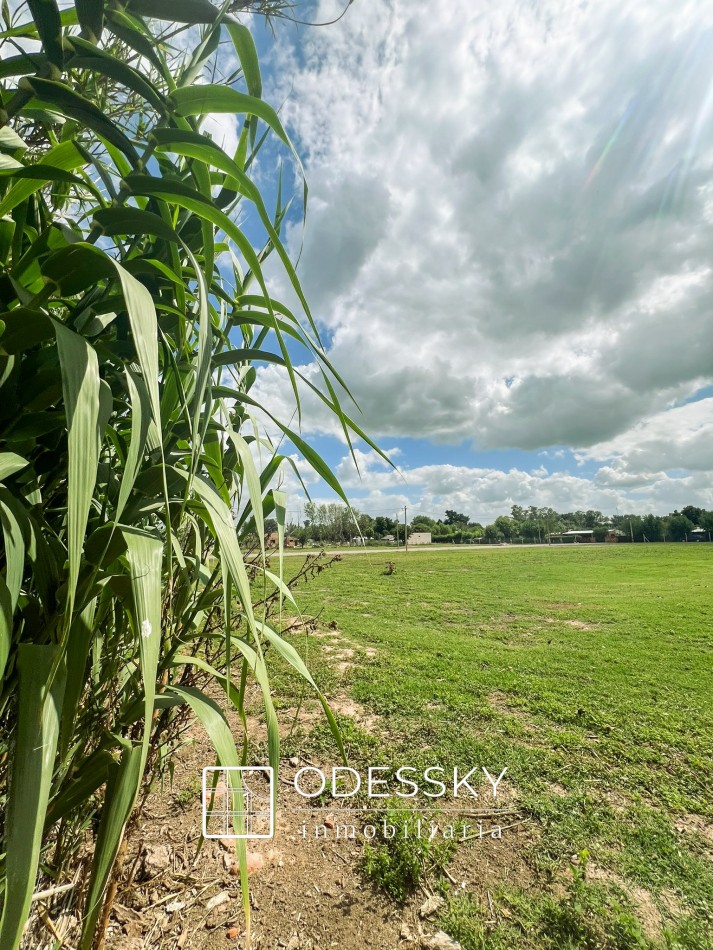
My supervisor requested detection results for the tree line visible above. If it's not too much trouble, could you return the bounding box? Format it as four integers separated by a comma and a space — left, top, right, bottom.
267, 503, 713, 545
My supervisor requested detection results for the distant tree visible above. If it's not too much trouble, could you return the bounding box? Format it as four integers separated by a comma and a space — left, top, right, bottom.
520, 520, 542, 541
584, 509, 604, 528
641, 514, 663, 542
411, 515, 437, 532
511, 505, 527, 523
374, 516, 398, 538
682, 505, 703, 525
665, 513, 694, 541
357, 513, 375, 537
699, 510, 713, 532
494, 515, 516, 540
444, 509, 470, 526
264, 518, 278, 534
483, 524, 504, 542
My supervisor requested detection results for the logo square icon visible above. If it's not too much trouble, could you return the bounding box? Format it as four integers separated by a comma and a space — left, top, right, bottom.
202, 766, 274, 840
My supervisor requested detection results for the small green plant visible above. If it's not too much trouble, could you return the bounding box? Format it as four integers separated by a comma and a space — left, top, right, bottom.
360, 804, 457, 901
437, 895, 493, 950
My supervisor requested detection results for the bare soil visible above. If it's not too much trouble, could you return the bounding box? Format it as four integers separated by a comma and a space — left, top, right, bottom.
104, 633, 534, 950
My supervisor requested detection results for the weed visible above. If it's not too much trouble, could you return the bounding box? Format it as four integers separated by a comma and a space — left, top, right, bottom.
360, 803, 458, 901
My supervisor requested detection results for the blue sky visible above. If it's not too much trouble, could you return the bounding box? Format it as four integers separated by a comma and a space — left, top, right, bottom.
211, 0, 713, 524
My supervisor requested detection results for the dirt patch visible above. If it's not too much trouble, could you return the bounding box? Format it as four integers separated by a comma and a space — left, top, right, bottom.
675, 814, 713, 846
278, 706, 324, 739
586, 866, 669, 940
329, 695, 381, 734
487, 691, 530, 724
106, 750, 409, 949
106, 736, 529, 950
599, 787, 632, 813
564, 620, 599, 631
547, 782, 569, 798
628, 887, 665, 940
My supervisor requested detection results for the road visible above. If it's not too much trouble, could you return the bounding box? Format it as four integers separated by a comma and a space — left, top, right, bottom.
279, 542, 595, 557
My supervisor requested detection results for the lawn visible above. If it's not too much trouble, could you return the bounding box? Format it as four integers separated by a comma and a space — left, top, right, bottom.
266, 544, 713, 949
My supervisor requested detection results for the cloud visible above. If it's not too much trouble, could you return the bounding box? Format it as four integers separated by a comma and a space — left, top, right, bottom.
581, 396, 713, 473
254, 0, 713, 468
302, 446, 713, 522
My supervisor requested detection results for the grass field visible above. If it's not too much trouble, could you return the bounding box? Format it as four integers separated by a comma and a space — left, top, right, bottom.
266, 544, 713, 949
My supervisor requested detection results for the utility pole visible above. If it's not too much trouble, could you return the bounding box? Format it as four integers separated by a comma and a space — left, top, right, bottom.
404, 506, 408, 552
629, 519, 634, 543
395, 515, 399, 548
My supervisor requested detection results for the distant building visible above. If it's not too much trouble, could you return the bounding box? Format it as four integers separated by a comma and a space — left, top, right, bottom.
409, 532, 432, 545
689, 527, 710, 541
549, 529, 595, 543
265, 532, 297, 548
351, 536, 366, 546
383, 534, 396, 543
605, 529, 626, 543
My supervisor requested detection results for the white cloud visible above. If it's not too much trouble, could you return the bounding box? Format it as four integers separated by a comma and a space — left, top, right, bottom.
580, 396, 713, 473
254, 0, 713, 472
299, 446, 713, 522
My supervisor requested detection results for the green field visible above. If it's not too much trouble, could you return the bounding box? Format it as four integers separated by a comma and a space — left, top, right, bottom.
268, 545, 713, 949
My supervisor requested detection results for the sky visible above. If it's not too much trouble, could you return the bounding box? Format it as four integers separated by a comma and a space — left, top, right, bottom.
202, 1, 713, 523
8, 0, 713, 523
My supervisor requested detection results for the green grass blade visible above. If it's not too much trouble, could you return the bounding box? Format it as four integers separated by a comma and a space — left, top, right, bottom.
226, 20, 262, 99
273, 488, 287, 609
27, 0, 63, 68
76, 0, 104, 43
0, 140, 86, 216
0, 495, 26, 613
122, 528, 163, 766
226, 429, 266, 563
67, 38, 166, 113
189, 475, 256, 630
58, 598, 96, 759
18, 77, 139, 165
54, 320, 101, 628
257, 621, 346, 763
164, 685, 252, 932
80, 743, 143, 950
0, 645, 66, 950
116, 369, 151, 520
126, 0, 220, 23
0, 575, 11, 681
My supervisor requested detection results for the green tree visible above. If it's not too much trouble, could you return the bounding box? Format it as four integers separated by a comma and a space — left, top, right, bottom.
641, 514, 663, 542
483, 524, 504, 542
444, 509, 469, 526
374, 516, 398, 538
699, 510, 713, 532
510, 505, 527, 522
681, 505, 703, 525
494, 515, 516, 540
411, 514, 437, 532
665, 513, 695, 541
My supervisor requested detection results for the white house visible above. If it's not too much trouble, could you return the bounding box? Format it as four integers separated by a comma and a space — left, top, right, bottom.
409, 532, 432, 545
